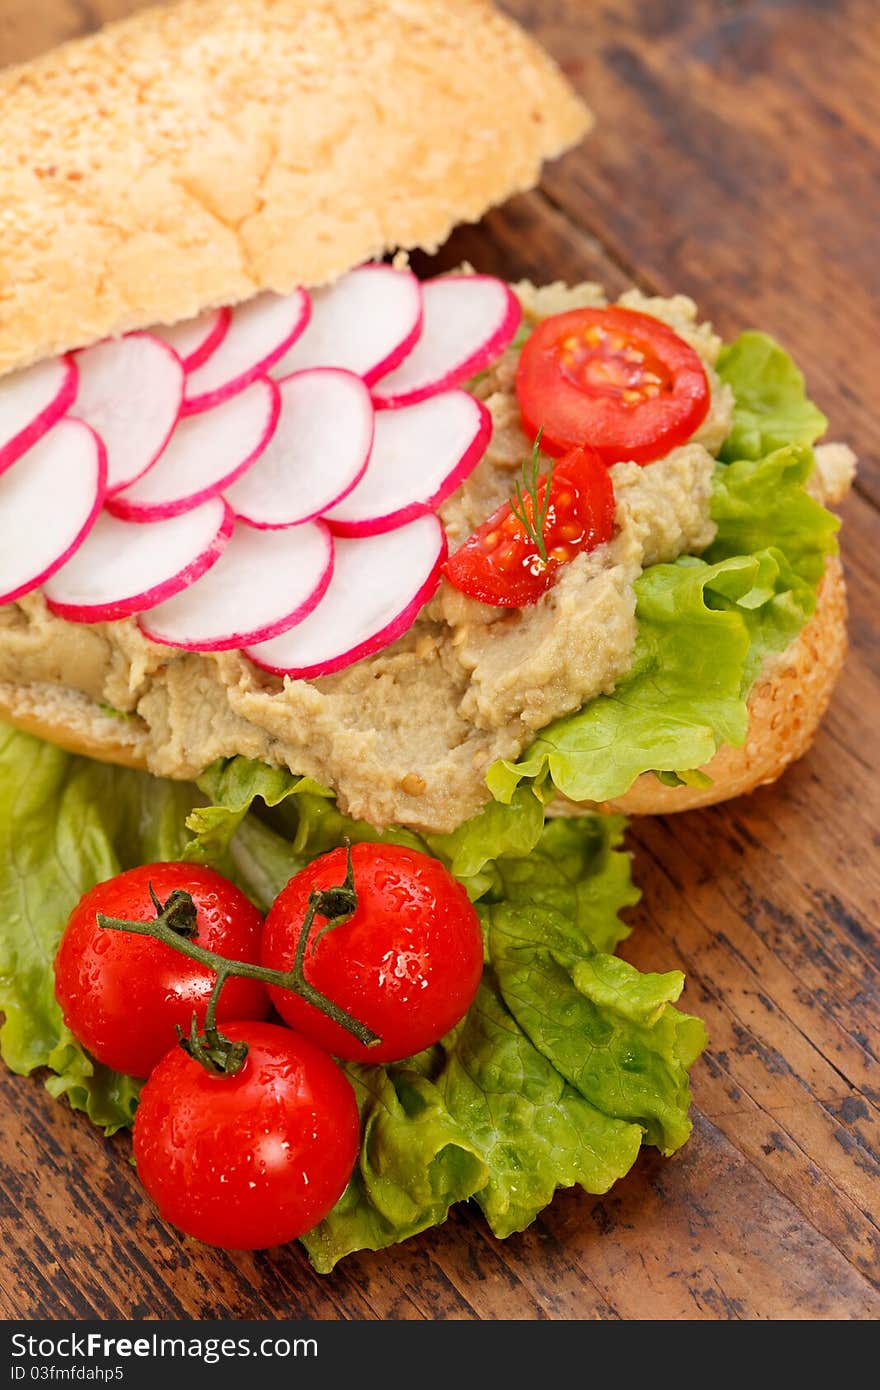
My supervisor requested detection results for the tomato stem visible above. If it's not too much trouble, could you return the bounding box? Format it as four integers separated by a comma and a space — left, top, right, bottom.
147, 883, 199, 938
176, 982, 249, 1077
97, 846, 380, 1076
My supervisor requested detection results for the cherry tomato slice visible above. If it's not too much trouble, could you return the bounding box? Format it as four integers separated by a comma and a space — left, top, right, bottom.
442, 444, 614, 607
262, 843, 484, 1063
133, 1022, 359, 1249
516, 305, 710, 464
55, 863, 268, 1078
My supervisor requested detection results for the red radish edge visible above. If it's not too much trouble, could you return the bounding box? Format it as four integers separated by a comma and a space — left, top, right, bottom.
117, 334, 186, 493
45, 502, 235, 624
182, 292, 312, 415
138, 524, 335, 653
106, 379, 282, 522
82, 333, 186, 497
246, 530, 448, 680
327, 398, 492, 538
178, 308, 232, 371
0, 420, 107, 605
226, 368, 374, 530
270, 265, 424, 387
371, 277, 522, 409
0, 357, 78, 476
276, 366, 374, 522
357, 266, 424, 386
153, 308, 231, 372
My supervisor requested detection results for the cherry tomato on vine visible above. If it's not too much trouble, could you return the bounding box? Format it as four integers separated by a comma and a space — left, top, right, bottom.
133, 1021, 359, 1249
516, 305, 710, 464
55, 863, 268, 1078
261, 843, 484, 1063
443, 443, 614, 607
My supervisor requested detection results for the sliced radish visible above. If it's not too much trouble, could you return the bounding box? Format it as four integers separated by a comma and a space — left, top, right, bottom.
245, 515, 446, 678
225, 369, 373, 528
107, 378, 280, 521
0, 419, 105, 605
183, 291, 311, 413
371, 275, 522, 408
270, 265, 423, 385
0, 357, 78, 474
43, 499, 232, 624
325, 391, 491, 537
153, 308, 231, 371
139, 521, 334, 652
73, 333, 185, 494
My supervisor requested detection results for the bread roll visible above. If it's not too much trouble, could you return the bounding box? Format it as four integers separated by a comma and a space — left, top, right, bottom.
0, 4, 849, 824
0, 0, 589, 375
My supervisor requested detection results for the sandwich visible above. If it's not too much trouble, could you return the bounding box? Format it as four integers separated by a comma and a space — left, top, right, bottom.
0, 0, 854, 1268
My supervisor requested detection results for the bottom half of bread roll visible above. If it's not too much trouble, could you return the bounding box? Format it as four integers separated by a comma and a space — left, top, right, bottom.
0, 556, 847, 825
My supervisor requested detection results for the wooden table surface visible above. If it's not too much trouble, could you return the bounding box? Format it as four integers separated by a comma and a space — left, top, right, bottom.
1, 0, 877, 1322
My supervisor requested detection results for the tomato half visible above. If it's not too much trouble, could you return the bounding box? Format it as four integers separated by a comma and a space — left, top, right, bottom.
516, 305, 710, 464
261, 843, 484, 1063
133, 1022, 359, 1248
55, 863, 268, 1078
443, 444, 614, 607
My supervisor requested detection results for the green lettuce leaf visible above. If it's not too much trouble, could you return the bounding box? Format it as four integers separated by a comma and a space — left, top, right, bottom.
705, 446, 839, 585
434, 979, 644, 1238
488, 834, 706, 1153
301, 1065, 488, 1274
225, 814, 308, 912
487, 902, 706, 1153
426, 786, 546, 898
489, 440, 838, 806
0, 725, 197, 1131
717, 331, 827, 461
301, 813, 699, 1269
305, 969, 646, 1268
487, 813, 639, 955
184, 759, 325, 865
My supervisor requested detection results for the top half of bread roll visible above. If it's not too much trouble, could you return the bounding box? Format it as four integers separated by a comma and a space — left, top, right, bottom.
0, 0, 590, 376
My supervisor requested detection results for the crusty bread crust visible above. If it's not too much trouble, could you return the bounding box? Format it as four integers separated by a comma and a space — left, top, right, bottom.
0, 0, 589, 375
0, 681, 150, 771
0, 560, 848, 814
548, 558, 847, 818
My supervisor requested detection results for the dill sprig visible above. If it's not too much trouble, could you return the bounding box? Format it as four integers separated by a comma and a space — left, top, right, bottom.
510, 430, 553, 563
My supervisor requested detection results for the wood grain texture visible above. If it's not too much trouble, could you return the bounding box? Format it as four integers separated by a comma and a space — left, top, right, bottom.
1, 0, 878, 1321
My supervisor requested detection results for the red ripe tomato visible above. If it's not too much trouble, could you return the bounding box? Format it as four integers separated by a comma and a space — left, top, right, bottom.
261, 844, 484, 1063
55, 863, 268, 1078
133, 1021, 359, 1249
516, 305, 710, 464
443, 444, 614, 607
